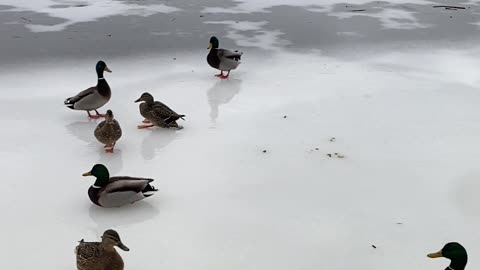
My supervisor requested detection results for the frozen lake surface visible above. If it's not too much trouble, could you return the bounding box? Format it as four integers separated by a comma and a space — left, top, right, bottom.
0, 1, 480, 270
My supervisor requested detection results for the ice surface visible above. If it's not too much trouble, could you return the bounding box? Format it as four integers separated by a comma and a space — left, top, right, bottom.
1, 0, 480, 270
1, 44, 480, 269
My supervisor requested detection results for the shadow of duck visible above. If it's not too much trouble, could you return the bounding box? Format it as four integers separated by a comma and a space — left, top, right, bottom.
141, 129, 183, 160
88, 201, 160, 235
65, 120, 98, 146
95, 149, 124, 175
207, 78, 242, 122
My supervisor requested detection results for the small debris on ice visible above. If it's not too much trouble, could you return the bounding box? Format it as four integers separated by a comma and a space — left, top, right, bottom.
329, 137, 336, 142
283, 115, 287, 119
262, 150, 267, 153
372, 245, 377, 249
315, 148, 319, 150
327, 154, 332, 157
433, 5, 466, 10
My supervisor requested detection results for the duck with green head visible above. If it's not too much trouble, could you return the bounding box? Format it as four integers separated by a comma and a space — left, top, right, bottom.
64, 60, 112, 119
75, 229, 129, 270
207, 36, 243, 79
428, 242, 468, 270
82, 164, 157, 208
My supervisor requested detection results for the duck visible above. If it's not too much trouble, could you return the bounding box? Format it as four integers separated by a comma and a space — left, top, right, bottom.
75, 229, 129, 270
134, 92, 185, 129
94, 110, 122, 153
65, 61, 112, 119
207, 36, 243, 79
428, 242, 468, 270
82, 164, 158, 208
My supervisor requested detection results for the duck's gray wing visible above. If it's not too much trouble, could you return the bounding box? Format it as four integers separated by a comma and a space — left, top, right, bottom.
64, 87, 96, 108
97, 177, 155, 207
218, 49, 242, 70
106, 177, 154, 193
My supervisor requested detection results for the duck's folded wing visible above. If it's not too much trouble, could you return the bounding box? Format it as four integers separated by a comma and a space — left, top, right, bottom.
65, 87, 96, 105
106, 177, 154, 193
218, 49, 243, 60
151, 102, 177, 120
76, 242, 103, 259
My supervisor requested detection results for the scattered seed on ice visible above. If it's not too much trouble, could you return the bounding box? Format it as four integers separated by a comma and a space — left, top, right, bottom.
283, 115, 287, 118
327, 154, 332, 157
262, 150, 267, 153
372, 245, 377, 249
329, 137, 336, 142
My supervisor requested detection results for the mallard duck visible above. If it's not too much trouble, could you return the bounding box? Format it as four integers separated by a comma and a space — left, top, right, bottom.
94, 110, 122, 153
82, 164, 158, 208
75, 229, 129, 270
428, 242, 468, 270
65, 61, 112, 119
207, 36, 243, 79
134, 92, 185, 129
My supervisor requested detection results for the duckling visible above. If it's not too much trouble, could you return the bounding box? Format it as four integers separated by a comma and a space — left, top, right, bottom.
134, 92, 185, 129
75, 229, 129, 270
82, 164, 158, 208
207, 36, 243, 79
94, 110, 122, 153
64, 61, 112, 119
428, 242, 468, 270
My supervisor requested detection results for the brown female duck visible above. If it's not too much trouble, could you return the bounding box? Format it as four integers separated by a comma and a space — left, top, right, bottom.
75, 229, 129, 270
134, 92, 185, 129
94, 110, 122, 153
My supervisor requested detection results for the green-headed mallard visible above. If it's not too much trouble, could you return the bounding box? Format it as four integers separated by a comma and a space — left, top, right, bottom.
207, 36, 243, 79
428, 242, 468, 270
75, 229, 129, 270
134, 92, 185, 129
94, 110, 122, 153
82, 164, 158, 208
65, 61, 112, 119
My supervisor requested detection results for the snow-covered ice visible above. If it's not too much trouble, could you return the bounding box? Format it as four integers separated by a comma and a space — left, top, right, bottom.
1, 0, 480, 270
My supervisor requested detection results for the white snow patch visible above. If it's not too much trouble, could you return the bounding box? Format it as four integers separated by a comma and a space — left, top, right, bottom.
331, 8, 431, 29
0, 0, 180, 32
203, 0, 436, 13
204, 21, 290, 50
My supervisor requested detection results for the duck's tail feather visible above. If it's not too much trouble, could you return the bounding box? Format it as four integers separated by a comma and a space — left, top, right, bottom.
64, 98, 75, 109
142, 184, 158, 197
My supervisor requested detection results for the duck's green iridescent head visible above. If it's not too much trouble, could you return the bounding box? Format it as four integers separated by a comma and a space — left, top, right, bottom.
83, 164, 110, 186
96, 60, 112, 78
208, 36, 219, 49
428, 242, 468, 270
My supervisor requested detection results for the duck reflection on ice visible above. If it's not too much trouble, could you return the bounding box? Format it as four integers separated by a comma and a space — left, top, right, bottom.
65, 120, 98, 145
88, 201, 160, 236
207, 79, 242, 122
141, 129, 183, 160
96, 149, 123, 175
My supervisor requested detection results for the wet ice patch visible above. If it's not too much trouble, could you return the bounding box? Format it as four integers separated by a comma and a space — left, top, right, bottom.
331, 7, 431, 29
204, 21, 290, 50
0, 0, 180, 32
203, 0, 436, 14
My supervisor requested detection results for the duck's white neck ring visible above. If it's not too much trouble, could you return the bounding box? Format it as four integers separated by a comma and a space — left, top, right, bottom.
98, 78, 105, 80
92, 185, 101, 189
448, 267, 455, 270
